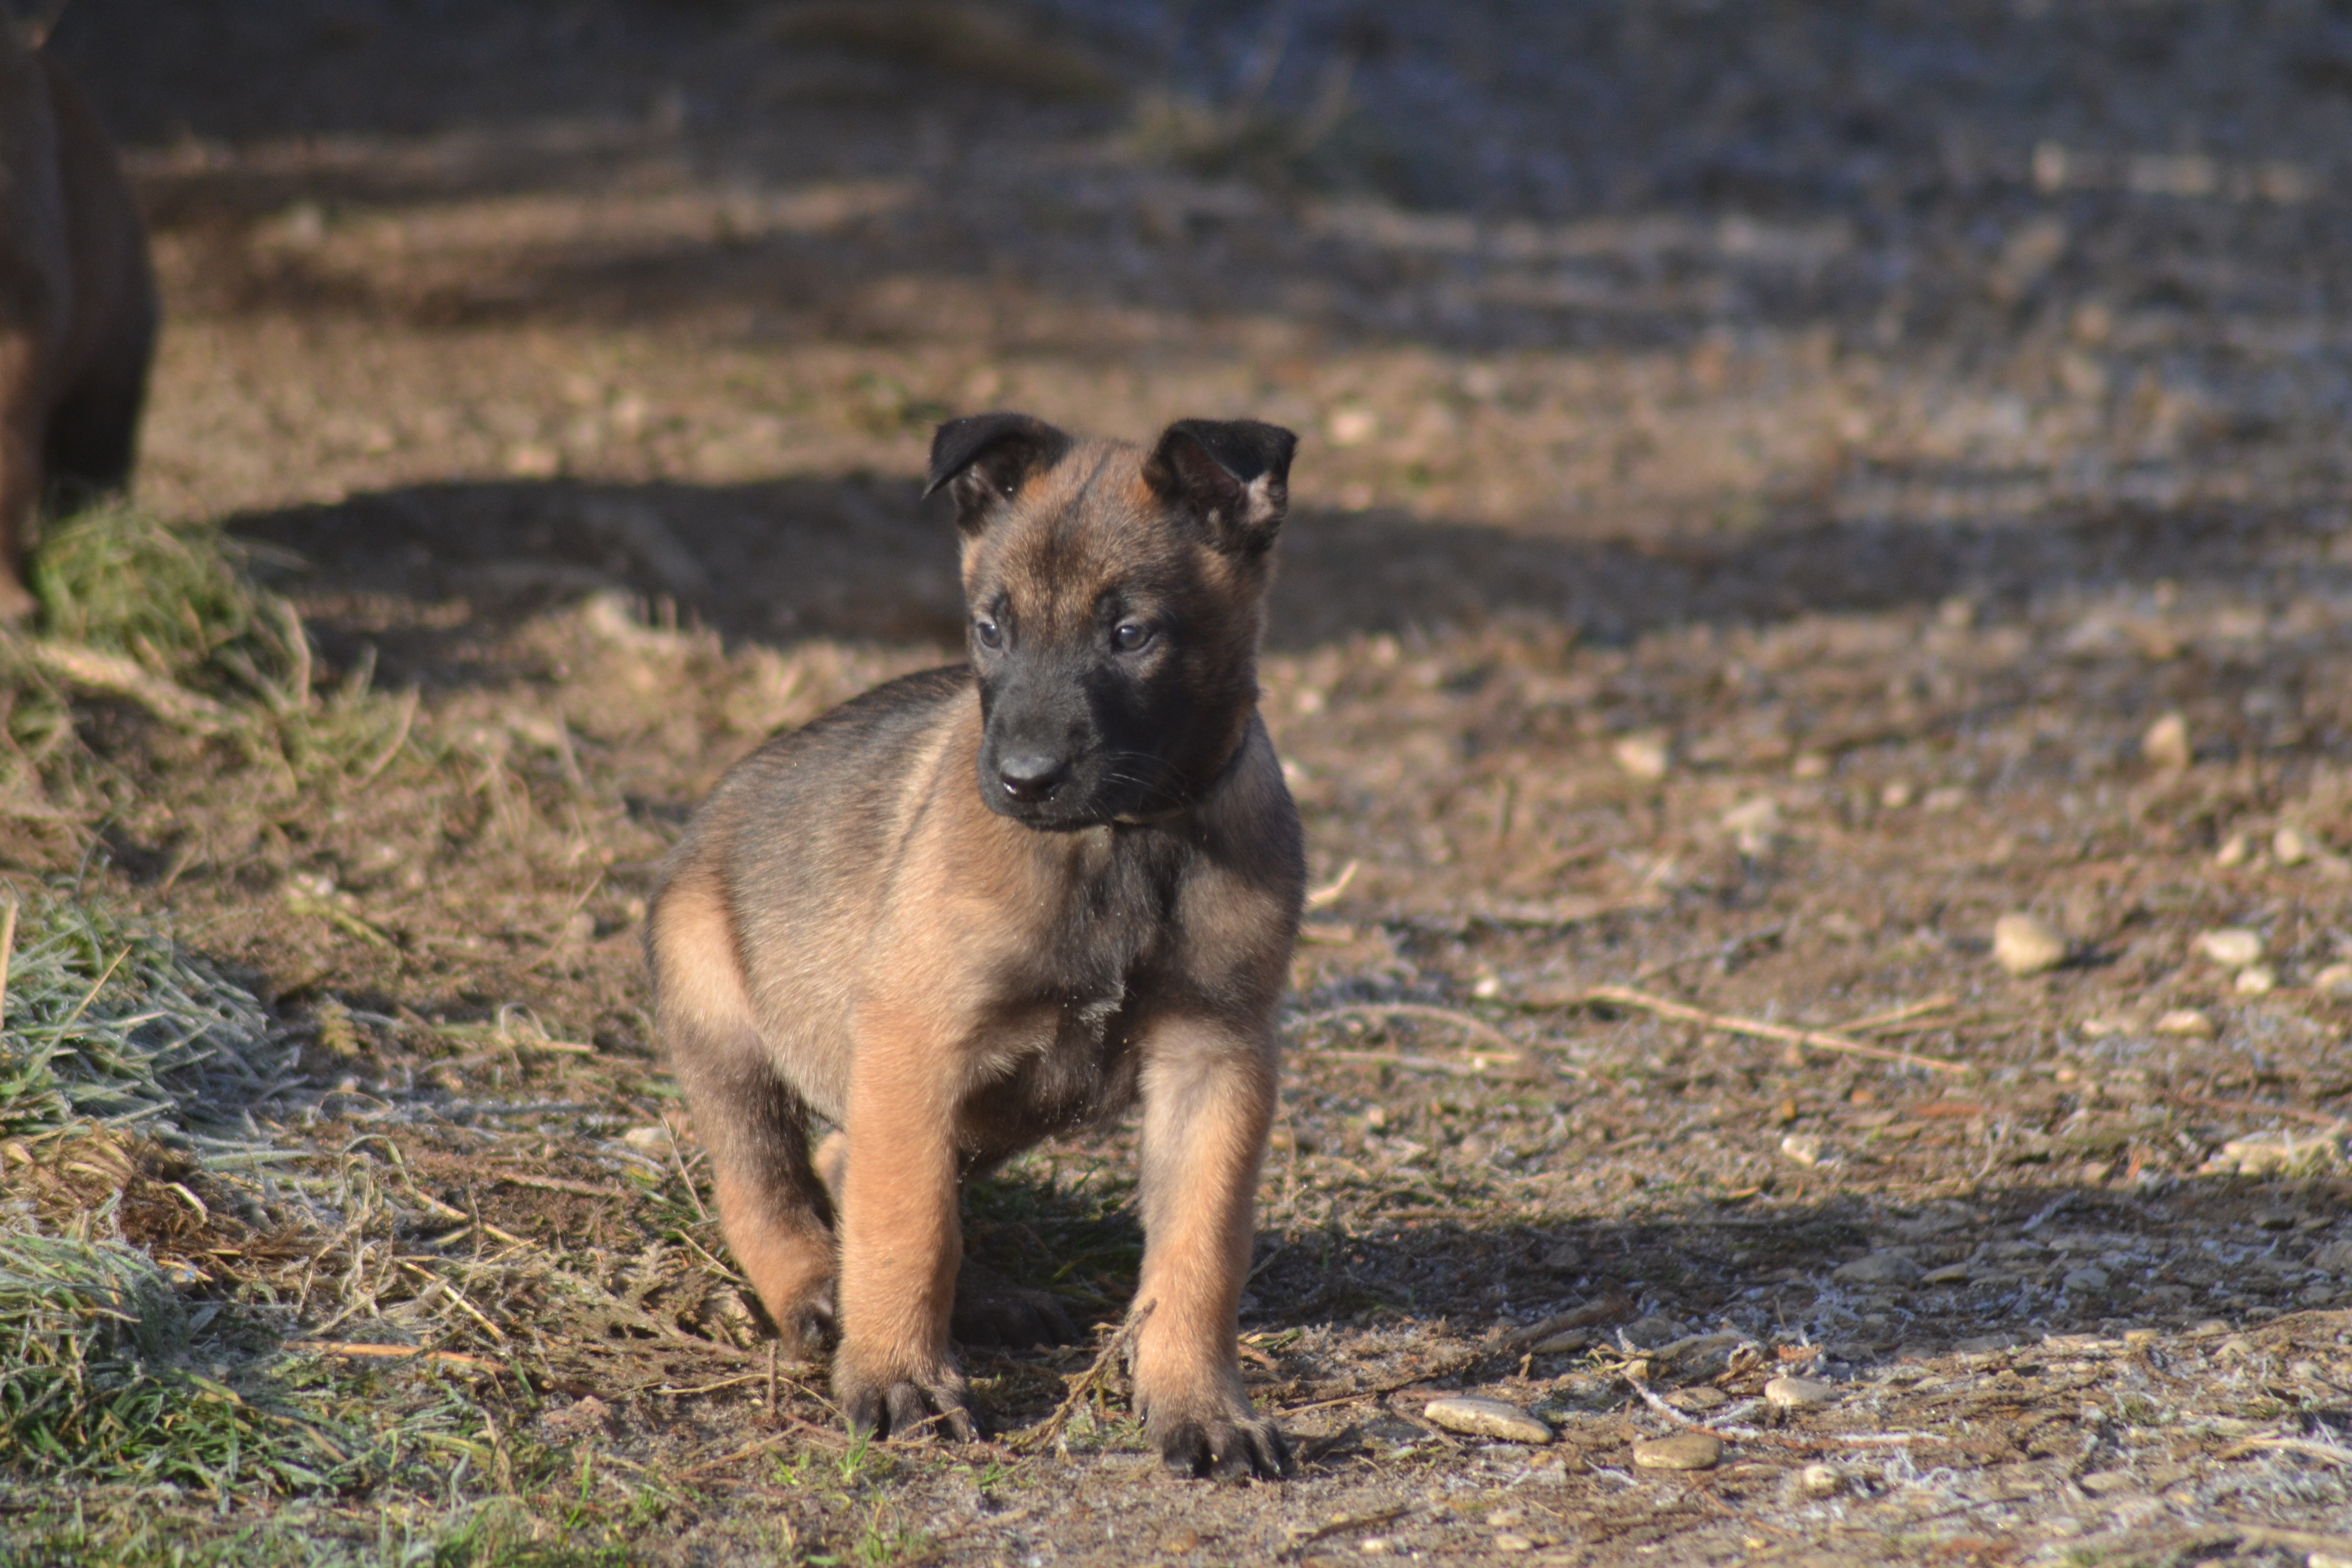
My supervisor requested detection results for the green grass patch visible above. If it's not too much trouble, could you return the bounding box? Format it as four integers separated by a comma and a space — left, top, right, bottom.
0, 891, 285, 1144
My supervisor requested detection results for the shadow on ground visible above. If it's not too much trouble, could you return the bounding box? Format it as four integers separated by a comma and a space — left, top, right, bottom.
231, 477, 2346, 680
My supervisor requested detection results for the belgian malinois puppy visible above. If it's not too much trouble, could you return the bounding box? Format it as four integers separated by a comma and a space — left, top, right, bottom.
649, 413, 1304, 1478
0, 15, 158, 620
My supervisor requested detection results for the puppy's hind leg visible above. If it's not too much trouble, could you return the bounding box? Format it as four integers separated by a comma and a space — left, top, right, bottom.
653, 873, 837, 1351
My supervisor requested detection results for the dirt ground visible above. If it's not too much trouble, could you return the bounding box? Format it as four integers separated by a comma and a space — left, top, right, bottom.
14, 0, 2352, 1561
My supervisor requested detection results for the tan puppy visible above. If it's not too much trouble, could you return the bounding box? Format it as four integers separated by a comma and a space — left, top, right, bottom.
0, 17, 158, 619
649, 414, 1304, 1478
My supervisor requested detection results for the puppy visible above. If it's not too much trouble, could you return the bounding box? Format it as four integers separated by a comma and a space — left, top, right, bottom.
649, 413, 1304, 1478
0, 17, 158, 619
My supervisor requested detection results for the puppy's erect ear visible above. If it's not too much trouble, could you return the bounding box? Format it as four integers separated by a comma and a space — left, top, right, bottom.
924, 413, 1073, 536
1144, 418, 1297, 556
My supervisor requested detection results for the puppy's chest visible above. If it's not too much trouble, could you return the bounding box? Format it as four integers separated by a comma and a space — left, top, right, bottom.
968, 837, 1186, 1131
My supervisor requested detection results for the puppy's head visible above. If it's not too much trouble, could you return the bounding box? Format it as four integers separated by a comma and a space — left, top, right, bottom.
924, 412, 1296, 830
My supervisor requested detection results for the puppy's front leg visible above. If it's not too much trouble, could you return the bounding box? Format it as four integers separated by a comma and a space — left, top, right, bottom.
1131, 1015, 1292, 1479
834, 1002, 974, 1440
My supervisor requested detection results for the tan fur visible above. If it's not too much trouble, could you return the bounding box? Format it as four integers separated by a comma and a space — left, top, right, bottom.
0, 23, 157, 619
650, 420, 1304, 1475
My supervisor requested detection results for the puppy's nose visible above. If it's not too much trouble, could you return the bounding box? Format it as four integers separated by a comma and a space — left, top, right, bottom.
997, 753, 1069, 803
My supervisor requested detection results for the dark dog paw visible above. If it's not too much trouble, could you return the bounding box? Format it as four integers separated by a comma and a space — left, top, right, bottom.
951, 1257, 1078, 1349
838, 1362, 981, 1443
1155, 1411, 1294, 1481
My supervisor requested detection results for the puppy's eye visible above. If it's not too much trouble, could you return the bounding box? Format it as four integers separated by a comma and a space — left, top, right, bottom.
1112, 621, 1153, 652
974, 618, 1003, 650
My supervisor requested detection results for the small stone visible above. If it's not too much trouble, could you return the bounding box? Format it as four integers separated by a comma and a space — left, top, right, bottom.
2255, 1209, 2298, 1231
1530, 1329, 1589, 1355
1779, 1133, 1829, 1167
1879, 780, 1915, 809
1763, 1376, 1836, 1410
2314, 962, 2352, 996
1613, 733, 1671, 780
2235, 964, 2278, 995
1922, 785, 1969, 812
619, 1124, 672, 1152
1833, 1251, 1923, 1287
1721, 796, 1783, 855
2062, 1266, 2111, 1294
1539, 1240, 1584, 1272
1491, 1536, 1535, 1553
1922, 1263, 1973, 1285
1622, 1313, 1688, 1349
2208, 1130, 2342, 1177
2276, 826, 2320, 867
1631, 1432, 1723, 1471
2154, 1009, 2216, 1038
1798, 1462, 1843, 1497
2078, 1469, 2141, 1496
1791, 750, 1831, 779
1161, 1528, 1201, 1554
1955, 1332, 2019, 1354
1422, 1396, 1553, 1445
2312, 1240, 2352, 1273
2142, 711, 2192, 770
2215, 830, 2253, 868
2195, 927, 2265, 968
1993, 913, 2068, 976
1670, 1386, 1730, 1411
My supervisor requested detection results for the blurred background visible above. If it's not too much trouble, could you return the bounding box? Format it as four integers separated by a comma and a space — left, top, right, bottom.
42, 0, 2352, 649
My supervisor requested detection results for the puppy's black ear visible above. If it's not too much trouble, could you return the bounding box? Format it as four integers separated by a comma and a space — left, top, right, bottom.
1144, 418, 1297, 555
924, 413, 1073, 536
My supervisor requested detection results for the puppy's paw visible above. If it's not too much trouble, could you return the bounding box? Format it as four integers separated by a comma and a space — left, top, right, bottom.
779, 1280, 836, 1353
837, 1357, 980, 1443
951, 1258, 1078, 1349
1151, 1405, 1293, 1481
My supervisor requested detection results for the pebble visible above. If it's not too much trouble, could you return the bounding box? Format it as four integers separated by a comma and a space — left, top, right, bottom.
2154, 1009, 2216, 1038
1798, 1463, 1844, 1497
2195, 927, 2265, 968
1631, 1432, 1722, 1471
2315, 962, 2352, 996
2142, 711, 2192, 770
1993, 913, 2068, 976
1491, 1536, 1535, 1553
1879, 780, 1915, 808
2275, 825, 2319, 867
1833, 1251, 1923, 1287
1922, 1263, 1973, 1285
2215, 830, 2253, 868
2312, 1241, 2352, 1273
2062, 1266, 2111, 1294
1613, 733, 1671, 780
2203, 1130, 2342, 1177
2235, 964, 2278, 995
1763, 1376, 1836, 1410
1721, 796, 1782, 855
1779, 1133, 1829, 1167
1422, 1396, 1553, 1445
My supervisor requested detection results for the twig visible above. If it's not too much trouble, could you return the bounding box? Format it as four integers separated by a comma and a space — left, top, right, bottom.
1835, 995, 1957, 1035
1306, 1048, 1526, 1080
664, 1116, 710, 1223
1304, 860, 1359, 910
1026, 1302, 1154, 1452
1576, 985, 1969, 1075
0, 895, 16, 1030
290, 1341, 501, 1371
353, 687, 419, 786
24, 640, 233, 732
2170, 1094, 2352, 1134
1624, 1371, 1947, 1450
1287, 1344, 1491, 1414
658, 1373, 773, 1399
1290, 1002, 1522, 1059
2224, 1435, 2352, 1467
490, 1168, 634, 1201
396, 1258, 508, 1342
